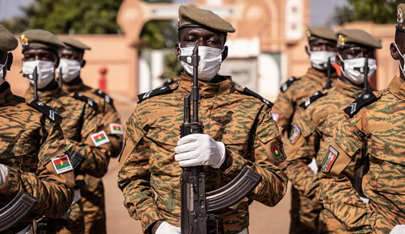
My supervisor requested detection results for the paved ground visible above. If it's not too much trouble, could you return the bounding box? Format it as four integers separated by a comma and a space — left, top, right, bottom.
103, 101, 292, 234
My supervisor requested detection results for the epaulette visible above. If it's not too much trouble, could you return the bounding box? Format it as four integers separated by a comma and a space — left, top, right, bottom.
299, 90, 327, 109
73, 92, 98, 110
137, 83, 178, 103
94, 89, 113, 105
28, 99, 63, 123
343, 91, 379, 118
280, 76, 299, 93
235, 87, 273, 108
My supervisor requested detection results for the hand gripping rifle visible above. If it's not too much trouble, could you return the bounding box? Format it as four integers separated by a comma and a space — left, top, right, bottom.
354, 58, 371, 199
0, 192, 37, 232
179, 45, 262, 234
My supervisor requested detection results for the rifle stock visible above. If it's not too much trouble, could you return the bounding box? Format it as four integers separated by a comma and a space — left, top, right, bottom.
179, 45, 262, 234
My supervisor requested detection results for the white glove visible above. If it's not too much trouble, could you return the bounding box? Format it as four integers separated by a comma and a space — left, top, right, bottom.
155, 221, 181, 234
0, 164, 8, 186
389, 225, 405, 234
175, 133, 226, 168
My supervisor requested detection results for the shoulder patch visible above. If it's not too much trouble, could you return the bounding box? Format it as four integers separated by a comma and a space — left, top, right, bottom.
28, 99, 63, 123
280, 76, 298, 93
299, 90, 326, 109
343, 92, 378, 118
73, 92, 99, 110
236, 87, 273, 108
137, 84, 178, 103
94, 89, 113, 105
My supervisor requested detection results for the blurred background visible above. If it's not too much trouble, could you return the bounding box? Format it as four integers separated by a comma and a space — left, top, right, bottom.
0, 0, 402, 233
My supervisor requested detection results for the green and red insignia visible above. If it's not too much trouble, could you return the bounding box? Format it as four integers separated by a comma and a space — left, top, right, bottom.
110, 123, 123, 135
338, 34, 345, 49
289, 124, 301, 144
52, 155, 73, 174
271, 144, 286, 164
322, 146, 339, 172
91, 131, 110, 147
20, 34, 29, 49
398, 7, 403, 28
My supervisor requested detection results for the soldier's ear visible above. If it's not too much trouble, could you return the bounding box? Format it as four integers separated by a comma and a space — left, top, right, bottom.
175, 43, 180, 58
391, 43, 401, 61
6, 53, 13, 70
221, 46, 228, 61
81, 60, 86, 68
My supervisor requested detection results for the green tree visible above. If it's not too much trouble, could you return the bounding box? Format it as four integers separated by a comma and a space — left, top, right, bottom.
1, 0, 123, 34
335, 0, 403, 25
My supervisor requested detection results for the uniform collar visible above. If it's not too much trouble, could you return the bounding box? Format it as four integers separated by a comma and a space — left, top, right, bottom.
305, 67, 338, 85
178, 72, 233, 98
62, 77, 86, 93
388, 76, 405, 102
24, 84, 64, 102
334, 79, 363, 99
0, 82, 14, 105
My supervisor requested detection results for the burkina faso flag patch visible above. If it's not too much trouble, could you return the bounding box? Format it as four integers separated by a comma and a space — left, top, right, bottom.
52, 155, 73, 174
91, 130, 110, 147
110, 123, 123, 135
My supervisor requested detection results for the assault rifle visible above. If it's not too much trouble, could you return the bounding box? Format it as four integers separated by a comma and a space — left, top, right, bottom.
179, 45, 262, 234
58, 67, 63, 90
323, 57, 332, 90
33, 66, 39, 100
0, 192, 37, 232
354, 58, 371, 199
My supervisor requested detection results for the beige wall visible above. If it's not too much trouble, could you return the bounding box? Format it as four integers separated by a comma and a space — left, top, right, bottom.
7, 35, 133, 99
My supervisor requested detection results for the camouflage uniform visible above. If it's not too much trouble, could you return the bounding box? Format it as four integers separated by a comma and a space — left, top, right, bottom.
25, 86, 111, 234
0, 82, 75, 233
63, 78, 123, 234
118, 73, 288, 234
320, 76, 405, 234
272, 67, 338, 234
286, 79, 363, 233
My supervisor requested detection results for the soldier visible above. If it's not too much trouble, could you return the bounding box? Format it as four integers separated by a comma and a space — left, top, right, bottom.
20, 29, 111, 234
272, 26, 338, 234
0, 25, 75, 233
118, 5, 288, 234
285, 29, 382, 233
57, 37, 123, 234
319, 4, 405, 233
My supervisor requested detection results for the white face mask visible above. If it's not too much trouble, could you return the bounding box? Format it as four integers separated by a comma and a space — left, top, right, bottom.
22, 60, 55, 89
394, 43, 405, 77
179, 46, 223, 81
0, 55, 8, 86
339, 55, 377, 85
58, 58, 81, 83
307, 48, 336, 70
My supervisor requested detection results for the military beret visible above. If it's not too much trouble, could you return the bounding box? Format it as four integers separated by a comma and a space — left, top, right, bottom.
336, 29, 382, 49
178, 5, 235, 34
60, 37, 91, 51
0, 24, 18, 52
20, 29, 65, 54
306, 26, 336, 41
396, 3, 405, 32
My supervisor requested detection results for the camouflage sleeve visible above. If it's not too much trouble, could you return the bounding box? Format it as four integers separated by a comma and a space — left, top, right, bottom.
73, 106, 111, 178
118, 111, 161, 232
318, 115, 372, 232
272, 90, 294, 130
0, 118, 75, 218
285, 111, 319, 199
101, 102, 123, 158
221, 105, 288, 207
